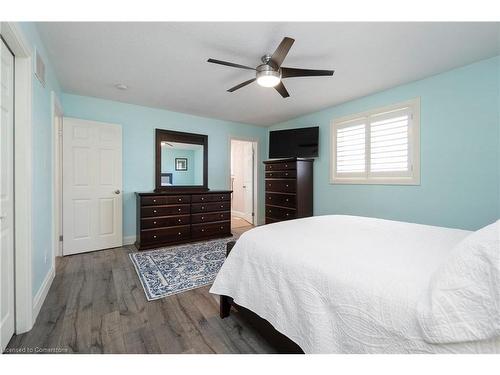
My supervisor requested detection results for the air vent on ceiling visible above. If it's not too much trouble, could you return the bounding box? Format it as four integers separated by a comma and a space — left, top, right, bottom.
34, 48, 46, 87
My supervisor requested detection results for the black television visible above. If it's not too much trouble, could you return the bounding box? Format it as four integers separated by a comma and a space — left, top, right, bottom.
269, 126, 319, 158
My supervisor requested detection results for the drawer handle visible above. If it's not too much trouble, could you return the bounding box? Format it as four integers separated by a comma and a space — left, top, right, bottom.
269, 173, 273, 176
178, 232, 182, 235
285, 184, 289, 188
268, 210, 271, 213
220, 214, 223, 218
268, 197, 271, 200
153, 199, 156, 203
178, 198, 182, 202
201, 206, 205, 210
286, 213, 290, 216
268, 184, 271, 187
286, 198, 289, 202
153, 235, 157, 239
220, 226, 223, 230
201, 229, 205, 232
285, 164, 288, 167
178, 219, 182, 223
178, 208, 181, 212
201, 197, 205, 201
153, 210, 157, 213
201, 216, 204, 220
220, 205, 224, 208
153, 221, 157, 224
220, 196, 224, 199
285, 173, 288, 176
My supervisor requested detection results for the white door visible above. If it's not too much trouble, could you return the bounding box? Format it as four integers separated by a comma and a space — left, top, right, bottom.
63, 117, 123, 256
0, 38, 15, 351
242, 142, 254, 224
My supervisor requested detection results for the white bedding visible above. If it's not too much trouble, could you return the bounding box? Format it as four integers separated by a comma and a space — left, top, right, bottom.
210, 215, 500, 353
417, 220, 500, 344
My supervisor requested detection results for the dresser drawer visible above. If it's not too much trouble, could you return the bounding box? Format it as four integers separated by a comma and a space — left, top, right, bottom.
265, 217, 280, 224
265, 205, 296, 221
265, 193, 296, 208
265, 170, 296, 179
140, 225, 190, 244
141, 215, 190, 229
265, 161, 296, 171
191, 201, 230, 213
191, 221, 231, 239
141, 204, 190, 217
265, 179, 296, 193
191, 193, 230, 203
141, 195, 191, 206
191, 211, 230, 224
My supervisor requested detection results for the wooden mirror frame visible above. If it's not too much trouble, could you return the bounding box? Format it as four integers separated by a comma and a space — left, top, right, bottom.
155, 129, 208, 192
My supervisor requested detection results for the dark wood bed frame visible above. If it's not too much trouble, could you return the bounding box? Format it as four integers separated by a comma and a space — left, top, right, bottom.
219, 241, 303, 353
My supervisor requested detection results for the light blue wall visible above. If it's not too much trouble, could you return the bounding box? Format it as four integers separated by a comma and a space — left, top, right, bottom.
193, 148, 204, 185
161, 148, 197, 185
270, 56, 500, 230
17, 23, 63, 296
61, 93, 269, 238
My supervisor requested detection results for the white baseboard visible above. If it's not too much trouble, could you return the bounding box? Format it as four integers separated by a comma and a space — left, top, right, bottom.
231, 209, 245, 218
231, 210, 253, 224
32, 266, 55, 325
123, 235, 136, 245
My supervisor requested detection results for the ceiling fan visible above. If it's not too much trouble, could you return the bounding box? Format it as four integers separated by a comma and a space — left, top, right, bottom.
207, 37, 334, 98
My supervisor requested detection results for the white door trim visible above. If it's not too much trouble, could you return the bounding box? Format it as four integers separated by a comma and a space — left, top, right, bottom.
228, 136, 259, 226
52, 92, 63, 262
1, 22, 34, 333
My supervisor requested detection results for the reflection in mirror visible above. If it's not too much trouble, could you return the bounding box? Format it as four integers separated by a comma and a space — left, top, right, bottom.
160, 141, 204, 186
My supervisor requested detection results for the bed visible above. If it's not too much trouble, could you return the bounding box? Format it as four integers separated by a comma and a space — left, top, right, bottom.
210, 215, 500, 354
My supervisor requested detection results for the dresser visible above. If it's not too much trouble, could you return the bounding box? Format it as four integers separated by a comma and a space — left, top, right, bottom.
264, 158, 314, 224
135, 190, 232, 250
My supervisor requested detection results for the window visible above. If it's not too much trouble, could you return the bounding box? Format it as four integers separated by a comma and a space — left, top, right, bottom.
331, 98, 420, 185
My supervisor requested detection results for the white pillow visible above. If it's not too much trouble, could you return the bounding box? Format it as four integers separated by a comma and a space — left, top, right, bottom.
417, 220, 500, 344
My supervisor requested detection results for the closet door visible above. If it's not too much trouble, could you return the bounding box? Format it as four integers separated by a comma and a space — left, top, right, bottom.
62, 117, 123, 255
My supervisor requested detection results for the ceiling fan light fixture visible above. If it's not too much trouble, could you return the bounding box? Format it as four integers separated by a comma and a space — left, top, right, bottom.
256, 69, 281, 88
207, 37, 334, 98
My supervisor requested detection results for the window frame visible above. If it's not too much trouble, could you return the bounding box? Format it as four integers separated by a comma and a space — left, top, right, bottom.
330, 98, 420, 185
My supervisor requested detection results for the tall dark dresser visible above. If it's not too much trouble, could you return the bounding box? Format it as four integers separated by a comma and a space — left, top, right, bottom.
264, 158, 314, 224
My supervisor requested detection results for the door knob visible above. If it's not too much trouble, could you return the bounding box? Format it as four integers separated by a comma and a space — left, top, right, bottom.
114, 190, 121, 194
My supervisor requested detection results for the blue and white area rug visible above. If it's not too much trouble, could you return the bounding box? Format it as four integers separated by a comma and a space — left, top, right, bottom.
129, 238, 232, 301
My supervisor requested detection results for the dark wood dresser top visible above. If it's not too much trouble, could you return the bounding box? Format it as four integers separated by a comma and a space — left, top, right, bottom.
263, 157, 314, 164
136, 190, 232, 196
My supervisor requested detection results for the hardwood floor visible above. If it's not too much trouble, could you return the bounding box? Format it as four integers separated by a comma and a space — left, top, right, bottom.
5, 227, 285, 354
231, 215, 252, 229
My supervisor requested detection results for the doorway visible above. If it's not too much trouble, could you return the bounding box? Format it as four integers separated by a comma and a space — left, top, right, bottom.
230, 139, 257, 231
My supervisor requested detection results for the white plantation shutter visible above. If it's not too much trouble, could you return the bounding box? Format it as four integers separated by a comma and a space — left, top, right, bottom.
370, 108, 410, 174
331, 99, 420, 184
335, 120, 366, 174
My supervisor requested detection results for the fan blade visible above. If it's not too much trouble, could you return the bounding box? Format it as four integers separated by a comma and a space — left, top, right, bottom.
227, 78, 256, 92
270, 37, 295, 68
274, 81, 290, 98
207, 58, 255, 71
281, 67, 334, 78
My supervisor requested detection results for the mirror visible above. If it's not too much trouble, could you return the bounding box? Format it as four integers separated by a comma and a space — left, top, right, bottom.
155, 129, 208, 191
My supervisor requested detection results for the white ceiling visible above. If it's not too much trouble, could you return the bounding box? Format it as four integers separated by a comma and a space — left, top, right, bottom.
36, 22, 500, 126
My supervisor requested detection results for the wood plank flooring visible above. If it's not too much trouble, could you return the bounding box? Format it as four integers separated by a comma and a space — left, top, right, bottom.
5, 228, 285, 354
